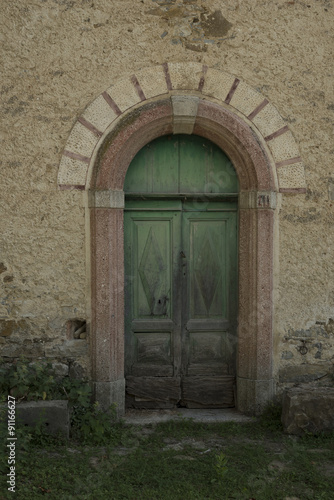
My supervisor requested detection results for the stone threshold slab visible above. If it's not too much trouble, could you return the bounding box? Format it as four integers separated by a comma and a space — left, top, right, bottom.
123, 408, 255, 425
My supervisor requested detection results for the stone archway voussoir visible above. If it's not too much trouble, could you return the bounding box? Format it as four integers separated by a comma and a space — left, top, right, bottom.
57, 63, 306, 193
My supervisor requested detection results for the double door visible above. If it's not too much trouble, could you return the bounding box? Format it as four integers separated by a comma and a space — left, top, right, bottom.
124, 200, 238, 408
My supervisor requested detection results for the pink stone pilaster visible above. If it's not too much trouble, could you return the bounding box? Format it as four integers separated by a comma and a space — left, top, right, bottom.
237, 207, 275, 413
90, 207, 125, 413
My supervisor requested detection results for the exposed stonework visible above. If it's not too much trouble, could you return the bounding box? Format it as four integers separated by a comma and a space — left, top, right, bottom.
146, 2, 234, 52
278, 320, 334, 391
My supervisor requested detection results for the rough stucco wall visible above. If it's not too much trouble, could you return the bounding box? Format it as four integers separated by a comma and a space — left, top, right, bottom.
0, 0, 333, 388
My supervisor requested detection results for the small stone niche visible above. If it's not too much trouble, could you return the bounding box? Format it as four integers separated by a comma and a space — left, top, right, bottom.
66, 319, 87, 340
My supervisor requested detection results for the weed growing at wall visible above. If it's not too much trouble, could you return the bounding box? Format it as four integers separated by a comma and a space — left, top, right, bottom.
0, 360, 60, 401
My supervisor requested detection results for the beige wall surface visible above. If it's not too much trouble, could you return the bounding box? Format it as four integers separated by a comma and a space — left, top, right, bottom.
1, 0, 333, 393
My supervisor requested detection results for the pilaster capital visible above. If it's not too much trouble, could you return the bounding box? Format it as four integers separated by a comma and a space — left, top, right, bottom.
88, 190, 125, 208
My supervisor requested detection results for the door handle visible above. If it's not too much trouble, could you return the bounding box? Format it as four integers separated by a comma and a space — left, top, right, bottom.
180, 251, 186, 258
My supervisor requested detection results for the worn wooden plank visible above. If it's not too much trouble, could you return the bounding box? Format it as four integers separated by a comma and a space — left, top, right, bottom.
126, 376, 181, 408
187, 363, 230, 376
182, 376, 235, 408
131, 364, 173, 377
126, 376, 181, 400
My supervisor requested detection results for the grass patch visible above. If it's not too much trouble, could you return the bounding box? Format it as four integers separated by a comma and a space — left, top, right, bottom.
1, 417, 334, 499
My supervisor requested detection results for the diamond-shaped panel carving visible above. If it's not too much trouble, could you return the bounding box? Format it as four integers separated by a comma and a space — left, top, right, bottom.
139, 228, 166, 312
194, 229, 221, 313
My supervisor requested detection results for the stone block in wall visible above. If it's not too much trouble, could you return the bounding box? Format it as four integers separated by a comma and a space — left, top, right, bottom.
1, 341, 45, 358
279, 364, 330, 383
69, 360, 87, 380
51, 362, 69, 377
0, 319, 29, 337
45, 340, 88, 358
282, 387, 334, 435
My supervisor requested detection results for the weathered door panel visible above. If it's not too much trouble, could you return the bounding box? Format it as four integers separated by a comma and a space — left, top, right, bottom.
124, 211, 182, 408
181, 211, 237, 408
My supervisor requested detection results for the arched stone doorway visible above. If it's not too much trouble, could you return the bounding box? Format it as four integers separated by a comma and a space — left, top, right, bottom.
124, 134, 239, 409
57, 63, 306, 415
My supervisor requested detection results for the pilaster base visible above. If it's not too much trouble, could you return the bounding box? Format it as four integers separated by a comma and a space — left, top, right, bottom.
237, 377, 275, 415
94, 379, 125, 417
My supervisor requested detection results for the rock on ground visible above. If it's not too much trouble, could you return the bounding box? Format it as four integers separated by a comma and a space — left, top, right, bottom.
282, 386, 334, 436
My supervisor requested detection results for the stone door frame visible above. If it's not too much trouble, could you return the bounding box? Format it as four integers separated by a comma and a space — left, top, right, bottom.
57, 64, 306, 415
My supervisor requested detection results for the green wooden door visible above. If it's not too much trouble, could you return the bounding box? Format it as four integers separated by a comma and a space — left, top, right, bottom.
124, 208, 183, 406
124, 135, 238, 408
181, 209, 237, 407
